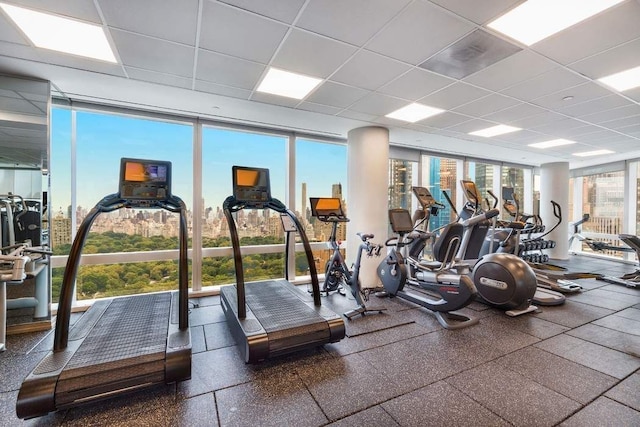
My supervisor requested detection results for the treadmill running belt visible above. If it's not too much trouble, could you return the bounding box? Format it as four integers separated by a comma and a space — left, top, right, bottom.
62, 293, 171, 378
245, 281, 328, 334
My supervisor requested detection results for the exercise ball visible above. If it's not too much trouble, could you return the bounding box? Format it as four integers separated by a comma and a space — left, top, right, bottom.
472, 253, 537, 310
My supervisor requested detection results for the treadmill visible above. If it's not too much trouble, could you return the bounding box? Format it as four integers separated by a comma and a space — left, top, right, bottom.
219, 166, 345, 364
17, 158, 191, 419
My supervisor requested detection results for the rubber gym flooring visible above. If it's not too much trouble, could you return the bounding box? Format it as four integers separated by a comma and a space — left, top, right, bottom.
1, 254, 639, 426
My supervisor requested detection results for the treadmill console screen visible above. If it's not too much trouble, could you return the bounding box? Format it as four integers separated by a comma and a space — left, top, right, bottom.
119, 158, 171, 200
389, 209, 414, 233
412, 186, 436, 208
310, 197, 346, 221
232, 166, 271, 204
460, 180, 481, 204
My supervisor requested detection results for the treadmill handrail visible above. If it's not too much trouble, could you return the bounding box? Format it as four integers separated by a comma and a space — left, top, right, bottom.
54, 193, 189, 352
222, 195, 321, 320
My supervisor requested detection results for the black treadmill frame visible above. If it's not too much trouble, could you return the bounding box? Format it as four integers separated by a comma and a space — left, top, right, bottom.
16, 193, 191, 419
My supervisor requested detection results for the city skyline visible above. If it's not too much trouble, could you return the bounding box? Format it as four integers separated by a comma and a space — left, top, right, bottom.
51, 108, 348, 217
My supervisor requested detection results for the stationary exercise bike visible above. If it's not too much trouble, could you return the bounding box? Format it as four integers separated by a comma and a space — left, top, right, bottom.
377, 207, 478, 329
310, 198, 387, 319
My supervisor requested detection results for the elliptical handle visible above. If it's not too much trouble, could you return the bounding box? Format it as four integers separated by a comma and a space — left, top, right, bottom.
484, 208, 500, 220
441, 190, 458, 216
487, 190, 499, 209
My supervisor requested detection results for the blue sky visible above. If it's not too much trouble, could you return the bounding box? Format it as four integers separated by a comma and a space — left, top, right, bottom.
51, 108, 347, 214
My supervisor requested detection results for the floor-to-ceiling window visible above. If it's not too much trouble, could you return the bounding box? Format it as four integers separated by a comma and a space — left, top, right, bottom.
420, 154, 459, 230
388, 158, 418, 211
295, 138, 347, 276
51, 108, 194, 301
200, 126, 287, 286
464, 160, 495, 211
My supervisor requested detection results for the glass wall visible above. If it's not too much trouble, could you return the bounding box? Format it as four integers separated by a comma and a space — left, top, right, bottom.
389, 158, 418, 211
464, 161, 495, 211
579, 170, 626, 258
295, 138, 347, 275
420, 155, 458, 230
501, 166, 525, 218
51, 109, 194, 300
200, 126, 287, 286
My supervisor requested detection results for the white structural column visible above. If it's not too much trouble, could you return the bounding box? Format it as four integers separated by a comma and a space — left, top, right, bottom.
347, 126, 389, 288
540, 162, 569, 259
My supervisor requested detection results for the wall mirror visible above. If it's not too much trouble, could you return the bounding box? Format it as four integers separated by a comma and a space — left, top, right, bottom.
0, 73, 51, 342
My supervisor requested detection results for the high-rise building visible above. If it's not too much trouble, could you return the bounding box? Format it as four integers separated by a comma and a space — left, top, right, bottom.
51, 215, 72, 248
389, 159, 412, 209
301, 182, 307, 221
331, 183, 342, 200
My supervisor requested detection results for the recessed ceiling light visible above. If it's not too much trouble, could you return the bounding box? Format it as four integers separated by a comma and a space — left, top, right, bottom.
256, 67, 322, 100
528, 139, 576, 149
573, 149, 615, 157
598, 65, 640, 92
0, 2, 117, 62
469, 124, 521, 137
385, 103, 445, 123
562, 96, 574, 101
487, 0, 625, 46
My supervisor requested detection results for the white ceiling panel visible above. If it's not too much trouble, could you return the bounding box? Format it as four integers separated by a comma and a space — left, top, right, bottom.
452, 93, 520, 117
495, 129, 545, 144
429, 0, 523, 25
349, 92, 407, 116
600, 115, 640, 131
3, 0, 640, 168
23, 0, 101, 22
578, 104, 640, 123
196, 50, 265, 89
366, 1, 475, 65
218, 0, 306, 24
296, 0, 411, 47
483, 103, 547, 123
111, 30, 194, 77
530, 83, 612, 110
569, 37, 640, 79
199, 1, 288, 63
0, 12, 29, 44
272, 29, 356, 78
508, 111, 567, 128
378, 68, 454, 101
305, 81, 368, 109
297, 101, 342, 116
532, 1, 640, 65
419, 82, 491, 110
101, 0, 199, 45
530, 118, 589, 135
463, 50, 556, 92
330, 50, 411, 90
337, 110, 377, 122
446, 118, 499, 134
557, 95, 631, 117
126, 68, 192, 90
194, 80, 251, 99
251, 91, 300, 108
501, 68, 588, 101
421, 112, 471, 129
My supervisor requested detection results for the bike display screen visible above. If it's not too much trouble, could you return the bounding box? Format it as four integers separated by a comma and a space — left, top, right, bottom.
310, 197, 345, 221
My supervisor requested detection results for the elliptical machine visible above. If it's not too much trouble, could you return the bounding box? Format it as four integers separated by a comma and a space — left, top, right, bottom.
310, 198, 387, 319
426, 185, 541, 316
377, 207, 478, 329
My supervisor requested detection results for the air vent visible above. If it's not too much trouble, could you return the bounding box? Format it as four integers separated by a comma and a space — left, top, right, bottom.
419, 30, 521, 79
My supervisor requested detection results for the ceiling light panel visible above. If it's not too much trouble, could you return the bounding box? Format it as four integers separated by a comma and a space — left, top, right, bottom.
256, 68, 322, 100
598, 65, 640, 92
469, 124, 521, 137
528, 139, 576, 149
0, 2, 117, 62
487, 0, 626, 46
573, 149, 615, 157
385, 103, 445, 123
